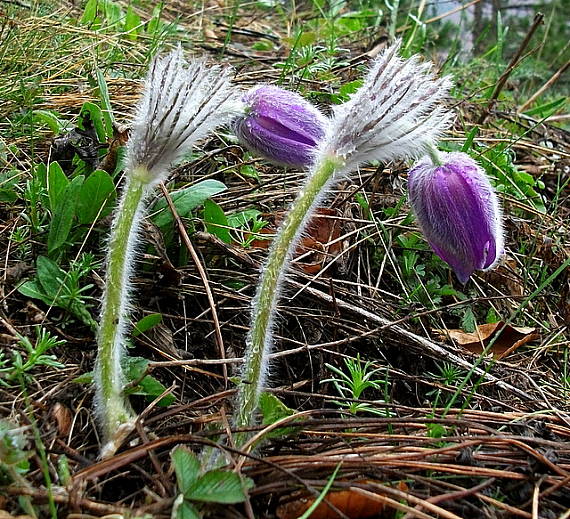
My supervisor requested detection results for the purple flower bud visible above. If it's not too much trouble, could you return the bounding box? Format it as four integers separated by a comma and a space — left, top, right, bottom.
233, 85, 328, 168
408, 152, 504, 283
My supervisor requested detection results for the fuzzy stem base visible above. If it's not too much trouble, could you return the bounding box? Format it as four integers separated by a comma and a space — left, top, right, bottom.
233, 155, 344, 449
95, 171, 147, 458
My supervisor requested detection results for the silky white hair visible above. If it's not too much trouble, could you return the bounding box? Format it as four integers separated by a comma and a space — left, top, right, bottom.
319, 40, 453, 171
125, 46, 242, 185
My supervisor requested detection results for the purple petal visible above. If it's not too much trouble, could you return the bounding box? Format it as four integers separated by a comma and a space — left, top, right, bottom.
234, 85, 328, 168
408, 152, 503, 283
234, 116, 317, 167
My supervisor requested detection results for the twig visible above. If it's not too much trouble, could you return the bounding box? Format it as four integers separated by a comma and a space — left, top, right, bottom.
188, 231, 534, 401
158, 182, 228, 387
395, 0, 481, 35
0, 486, 135, 515
478, 12, 544, 124
519, 59, 570, 113
288, 280, 534, 402
402, 479, 495, 519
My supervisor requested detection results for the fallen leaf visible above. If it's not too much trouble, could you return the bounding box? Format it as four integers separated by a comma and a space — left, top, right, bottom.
249, 208, 343, 274
435, 321, 538, 359
51, 402, 72, 437
203, 28, 218, 40
276, 480, 405, 519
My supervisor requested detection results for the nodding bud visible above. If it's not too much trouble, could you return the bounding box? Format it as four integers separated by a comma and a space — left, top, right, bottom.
125, 47, 240, 184
319, 40, 453, 170
407, 151, 504, 284
233, 85, 329, 168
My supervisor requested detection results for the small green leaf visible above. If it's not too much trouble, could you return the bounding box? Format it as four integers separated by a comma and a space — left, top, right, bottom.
124, 356, 149, 379
340, 79, 363, 97
239, 165, 259, 181
259, 392, 300, 438
17, 280, 53, 306
461, 127, 478, 152
0, 171, 19, 203
103, 0, 123, 26
47, 162, 69, 212
461, 307, 477, 334
203, 199, 231, 244
0, 189, 17, 203
427, 423, 447, 438
123, 6, 141, 40
227, 209, 262, 228
259, 393, 295, 424
79, 102, 107, 143
123, 356, 175, 406
80, 0, 99, 25
171, 446, 201, 495
136, 375, 175, 406
151, 180, 227, 227
31, 110, 70, 135
72, 371, 93, 384
175, 499, 201, 519
36, 256, 66, 299
35, 163, 48, 189
185, 471, 253, 504
285, 31, 316, 47
48, 175, 84, 253
69, 301, 97, 330
95, 69, 114, 138
524, 97, 566, 119
251, 40, 274, 51
132, 313, 163, 337
77, 169, 116, 224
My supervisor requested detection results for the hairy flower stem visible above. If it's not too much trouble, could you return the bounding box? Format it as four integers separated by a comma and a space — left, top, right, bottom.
95, 167, 148, 458
426, 143, 443, 167
234, 155, 344, 448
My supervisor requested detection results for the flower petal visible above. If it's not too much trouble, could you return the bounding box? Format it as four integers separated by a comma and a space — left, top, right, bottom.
234, 85, 328, 168
408, 152, 504, 283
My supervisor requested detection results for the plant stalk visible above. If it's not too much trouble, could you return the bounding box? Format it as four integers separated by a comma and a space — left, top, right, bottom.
95, 168, 148, 457
234, 155, 344, 447
427, 143, 443, 166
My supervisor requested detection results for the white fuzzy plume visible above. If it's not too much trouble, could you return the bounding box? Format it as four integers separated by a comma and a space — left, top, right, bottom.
319, 41, 453, 169
125, 47, 241, 184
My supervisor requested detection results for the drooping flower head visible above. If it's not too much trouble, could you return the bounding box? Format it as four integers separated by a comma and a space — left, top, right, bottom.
318, 41, 452, 170
125, 47, 240, 185
408, 151, 504, 283
233, 85, 329, 169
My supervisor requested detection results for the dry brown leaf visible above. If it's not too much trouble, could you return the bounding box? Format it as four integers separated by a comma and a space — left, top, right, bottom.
435, 321, 538, 359
249, 208, 343, 274
203, 28, 218, 40
50, 402, 72, 437
276, 480, 405, 519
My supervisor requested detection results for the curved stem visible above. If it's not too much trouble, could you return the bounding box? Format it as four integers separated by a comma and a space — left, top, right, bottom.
234, 155, 344, 447
427, 143, 443, 166
95, 169, 148, 458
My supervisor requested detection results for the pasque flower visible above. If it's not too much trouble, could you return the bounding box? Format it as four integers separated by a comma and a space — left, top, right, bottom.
232, 41, 453, 452
407, 151, 504, 283
95, 48, 238, 459
233, 85, 328, 168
